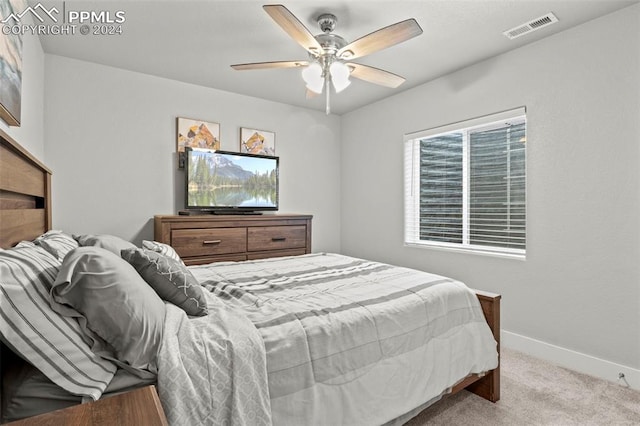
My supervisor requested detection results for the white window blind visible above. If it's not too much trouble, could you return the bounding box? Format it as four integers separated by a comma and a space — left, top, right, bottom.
404, 108, 526, 257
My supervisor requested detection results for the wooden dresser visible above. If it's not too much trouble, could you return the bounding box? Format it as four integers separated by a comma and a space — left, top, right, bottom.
154, 214, 312, 265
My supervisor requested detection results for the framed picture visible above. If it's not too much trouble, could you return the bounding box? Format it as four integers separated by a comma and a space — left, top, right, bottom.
0, 0, 25, 127
240, 127, 275, 156
177, 117, 220, 152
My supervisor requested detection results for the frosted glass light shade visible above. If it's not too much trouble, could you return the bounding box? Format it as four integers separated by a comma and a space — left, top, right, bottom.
330, 61, 351, 93
302, 62, 324, 94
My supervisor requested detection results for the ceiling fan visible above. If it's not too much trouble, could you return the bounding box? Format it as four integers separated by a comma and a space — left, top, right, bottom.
231, 4, 423, 114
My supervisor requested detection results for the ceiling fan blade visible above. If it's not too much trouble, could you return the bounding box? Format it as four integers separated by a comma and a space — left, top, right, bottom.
306, 88, 320, 99
338, 19, 423, 60
231, 60, 308, 71
263, 4, 323, 55
348, 63, 406, 88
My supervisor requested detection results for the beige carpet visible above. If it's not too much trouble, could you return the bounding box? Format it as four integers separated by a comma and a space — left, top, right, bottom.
406, 348, 640, 425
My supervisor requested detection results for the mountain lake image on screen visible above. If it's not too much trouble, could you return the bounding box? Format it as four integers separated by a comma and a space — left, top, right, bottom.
185, 148, 279, 212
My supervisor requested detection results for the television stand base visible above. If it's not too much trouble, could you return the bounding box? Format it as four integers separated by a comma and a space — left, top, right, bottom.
212, 211, 263, 216
178, 210, 264, 216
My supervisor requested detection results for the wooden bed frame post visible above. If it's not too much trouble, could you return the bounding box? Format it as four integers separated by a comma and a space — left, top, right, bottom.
450, 290, 501, 402
468, 290, 501, 402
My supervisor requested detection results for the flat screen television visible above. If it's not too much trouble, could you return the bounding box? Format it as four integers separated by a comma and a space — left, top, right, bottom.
185, 148, 279, 214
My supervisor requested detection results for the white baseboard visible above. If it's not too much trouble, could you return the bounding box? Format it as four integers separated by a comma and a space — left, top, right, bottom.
502, 330, 640, 391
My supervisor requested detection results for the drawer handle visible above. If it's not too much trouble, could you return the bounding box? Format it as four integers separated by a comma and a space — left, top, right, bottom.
203, 240, 222, 245
271, 237, 287, 242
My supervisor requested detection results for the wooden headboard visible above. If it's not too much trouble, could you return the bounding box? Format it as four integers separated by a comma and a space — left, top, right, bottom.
0, 129, 52, 423
0, 128, 52, 249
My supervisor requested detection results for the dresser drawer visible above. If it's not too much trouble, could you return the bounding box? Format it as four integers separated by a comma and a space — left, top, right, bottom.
172, 228, 247, 257
248, 226, 307, 252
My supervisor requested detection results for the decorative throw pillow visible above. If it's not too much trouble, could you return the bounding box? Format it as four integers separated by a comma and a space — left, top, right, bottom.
50, 247, 165, 375
142, 240, 185, 265
121, 248, 208, 316
74, 234, 136, 256
34, 230, 79, 260
0, 245, 116, 400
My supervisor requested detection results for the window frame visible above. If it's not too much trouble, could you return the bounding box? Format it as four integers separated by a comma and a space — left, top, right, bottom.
404, 107, 527, 259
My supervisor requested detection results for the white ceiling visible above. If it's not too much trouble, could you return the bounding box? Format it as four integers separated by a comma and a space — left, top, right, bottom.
33, 0, 638, 115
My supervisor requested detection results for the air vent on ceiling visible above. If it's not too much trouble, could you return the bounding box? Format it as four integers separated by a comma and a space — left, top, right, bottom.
503, 12, 558, 40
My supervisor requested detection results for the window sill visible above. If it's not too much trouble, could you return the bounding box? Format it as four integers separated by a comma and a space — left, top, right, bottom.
404, 242, 526, 261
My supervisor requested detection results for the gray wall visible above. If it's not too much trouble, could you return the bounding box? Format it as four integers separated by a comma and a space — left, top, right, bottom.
43, 55, 342, 252
341, 4, 640, 371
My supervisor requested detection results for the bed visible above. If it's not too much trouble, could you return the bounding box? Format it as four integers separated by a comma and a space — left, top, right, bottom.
0, 129, 500, 425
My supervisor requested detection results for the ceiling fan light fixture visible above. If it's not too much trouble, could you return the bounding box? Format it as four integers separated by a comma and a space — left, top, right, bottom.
332, 78, 351, 93
330, 61, 351, 93
302, 62, 324, 94
306, 80, 325, 94
231, 5, 423, 113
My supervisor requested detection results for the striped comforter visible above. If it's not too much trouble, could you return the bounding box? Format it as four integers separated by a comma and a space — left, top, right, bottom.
190, 253, 498, 425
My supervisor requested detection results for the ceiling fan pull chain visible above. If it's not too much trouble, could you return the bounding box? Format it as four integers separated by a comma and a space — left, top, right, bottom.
325, 77, 331, 115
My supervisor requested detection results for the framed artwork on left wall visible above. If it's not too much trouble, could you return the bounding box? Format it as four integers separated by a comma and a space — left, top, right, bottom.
177, 117, 220, 152
0, 0, 25, 127
176, 117, 220, 168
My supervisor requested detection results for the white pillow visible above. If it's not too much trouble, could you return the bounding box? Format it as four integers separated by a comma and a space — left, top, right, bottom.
34, 230, 79, 260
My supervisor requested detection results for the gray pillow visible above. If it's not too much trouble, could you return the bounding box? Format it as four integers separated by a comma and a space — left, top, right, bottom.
121, 248, 208, 317
74, 234, 136, 256
51, 247, 165, 375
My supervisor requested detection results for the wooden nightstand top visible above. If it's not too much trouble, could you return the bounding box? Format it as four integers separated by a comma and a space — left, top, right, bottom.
4, 385, 168, 426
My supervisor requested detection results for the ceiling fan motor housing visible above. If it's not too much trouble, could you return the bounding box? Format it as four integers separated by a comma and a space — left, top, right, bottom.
314, 33, 348, 56
313, 13, 348, 61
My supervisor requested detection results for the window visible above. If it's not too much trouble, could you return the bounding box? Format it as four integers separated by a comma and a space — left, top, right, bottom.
404, 108, 526, 257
